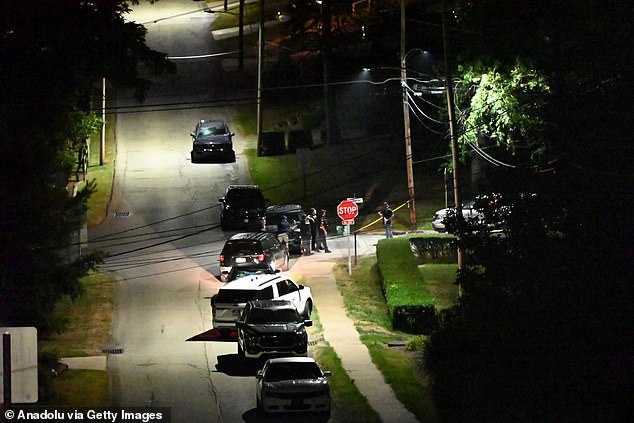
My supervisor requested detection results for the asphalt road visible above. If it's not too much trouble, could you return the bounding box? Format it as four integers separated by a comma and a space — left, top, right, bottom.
87, 1, 301, 422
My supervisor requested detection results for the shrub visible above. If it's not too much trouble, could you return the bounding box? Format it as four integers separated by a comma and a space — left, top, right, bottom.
376, 237, 438, 334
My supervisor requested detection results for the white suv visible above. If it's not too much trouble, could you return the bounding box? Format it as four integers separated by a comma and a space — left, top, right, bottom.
211, 274, 313, 336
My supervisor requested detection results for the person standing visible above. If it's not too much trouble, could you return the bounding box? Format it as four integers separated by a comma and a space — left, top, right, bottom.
379, 202, 394, 238
277, 215, 291, 249
300, 214, 313, 255
317, 209, 332, 253
309, 208, 319, 251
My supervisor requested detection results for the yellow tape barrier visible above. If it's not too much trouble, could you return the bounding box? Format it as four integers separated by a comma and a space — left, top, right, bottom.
355, 200, 411, 232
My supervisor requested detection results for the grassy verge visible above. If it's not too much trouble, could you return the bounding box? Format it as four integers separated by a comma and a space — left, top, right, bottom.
38, 270, 116, 406
308, 306, 381, 423
38, 370, 109, 407
39, 271, 115, 357
419, 263, 460, 311
333, 256, 440, 422
86, 98, 116, 228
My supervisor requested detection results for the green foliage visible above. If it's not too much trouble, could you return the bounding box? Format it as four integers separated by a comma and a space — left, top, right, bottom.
457, 61, 549, 158
313, 345, 381, 422
423, 185, 633, 422
376, 237, 438, 333
0, 0, 170, 332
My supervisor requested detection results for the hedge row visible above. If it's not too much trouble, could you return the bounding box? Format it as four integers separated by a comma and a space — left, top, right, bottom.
376, 236, 439, 334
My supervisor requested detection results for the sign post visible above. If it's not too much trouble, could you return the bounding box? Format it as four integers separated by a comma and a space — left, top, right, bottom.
337, 199, 360, 275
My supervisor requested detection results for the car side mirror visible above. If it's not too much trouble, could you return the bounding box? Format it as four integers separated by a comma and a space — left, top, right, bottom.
235, 321, 244, 328
230, 132, 235, 137
219, 197, 225, 203
298, 285, 305, 290
256, 370, 263, 379
304, 320, 313, 327
190, 132, 196, 138
323, 370, 332, 377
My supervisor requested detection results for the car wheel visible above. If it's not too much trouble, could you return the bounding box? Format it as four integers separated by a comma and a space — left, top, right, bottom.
303, 299, 312, 320
190, 151, 198, 163
237, 342, 244, 358
226, 150, 236, 163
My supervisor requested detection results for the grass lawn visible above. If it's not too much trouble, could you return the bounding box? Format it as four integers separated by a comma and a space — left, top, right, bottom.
419, 263, 460, 311
333, 256, 440, 422
39, 369, 109, 407
38, 270, 116, 407
39, 270, 115, 357
308, 306, 381, 422
86, 97, 116, 228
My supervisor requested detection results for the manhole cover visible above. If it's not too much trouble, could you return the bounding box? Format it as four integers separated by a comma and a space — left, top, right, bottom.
114, 211, 130, 218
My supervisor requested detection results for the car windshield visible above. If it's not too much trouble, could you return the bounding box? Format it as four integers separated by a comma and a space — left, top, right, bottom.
232, 268, 272, 279
225, 190, 265, 208
199, 124, 226, 138
222, 240, 260, 256
247, 308, 301, 324
215, 289, 258, 303
264, 362, 322, 382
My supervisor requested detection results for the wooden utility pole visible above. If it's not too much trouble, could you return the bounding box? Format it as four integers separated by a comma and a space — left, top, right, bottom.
401, 0, 417, 229
256, 0, 264, 155
442, 0, 464, 273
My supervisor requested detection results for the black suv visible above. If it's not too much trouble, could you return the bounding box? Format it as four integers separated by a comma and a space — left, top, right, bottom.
236, 300, 312, 359
264, 204, 305, 254
219, 232, 289, 282
219, 185, 266, 230
190, 119, 235, 163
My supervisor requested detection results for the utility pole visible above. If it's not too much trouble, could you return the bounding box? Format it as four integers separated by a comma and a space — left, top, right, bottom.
100, 77, 106, 166
256, 0, 264, 155
441, 0, 464, 273
238, 0, 244, 69
401, 0, 417, 229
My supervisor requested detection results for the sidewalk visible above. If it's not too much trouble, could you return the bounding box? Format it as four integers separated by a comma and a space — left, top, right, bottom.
289, 233, 420, 423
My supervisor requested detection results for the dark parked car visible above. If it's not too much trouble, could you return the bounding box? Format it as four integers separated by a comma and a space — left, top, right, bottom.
265, 204, 305, 254
219, 232, 289, 282
219, 185, 267, 230
236, 300, 312, 359
190, 119, 235, 163
256, 357, 331, 415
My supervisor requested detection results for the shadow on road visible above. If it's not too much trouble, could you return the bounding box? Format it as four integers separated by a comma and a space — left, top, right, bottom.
242, 408, 331, 423
214, 353, 265, 377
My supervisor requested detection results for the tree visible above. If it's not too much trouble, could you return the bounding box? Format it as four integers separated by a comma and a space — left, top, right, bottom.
0, 0, 175, 332
449, 0, 634, 173
424, 182, 633, 422
423, 1, 634, 420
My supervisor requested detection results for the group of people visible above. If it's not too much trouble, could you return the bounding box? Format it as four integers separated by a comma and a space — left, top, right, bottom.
273, 202, 394, 257
299, 208, 331, 256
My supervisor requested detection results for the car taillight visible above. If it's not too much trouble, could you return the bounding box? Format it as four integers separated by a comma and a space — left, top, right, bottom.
220, 254, 225, 265
257, 254, 266, 262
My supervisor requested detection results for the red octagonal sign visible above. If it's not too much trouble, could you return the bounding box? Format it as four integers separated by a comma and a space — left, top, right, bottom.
337, 200, 359, 221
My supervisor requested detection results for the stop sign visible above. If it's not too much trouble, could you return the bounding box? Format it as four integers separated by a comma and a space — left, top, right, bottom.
337, 200, 359, 221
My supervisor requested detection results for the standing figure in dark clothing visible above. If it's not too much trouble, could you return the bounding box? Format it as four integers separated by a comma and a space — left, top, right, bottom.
277, 215, 291, 249
300, 214, 313, 255
317, 209, 331, 253
309, 208, 319, 251
379, 202, 394, 239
